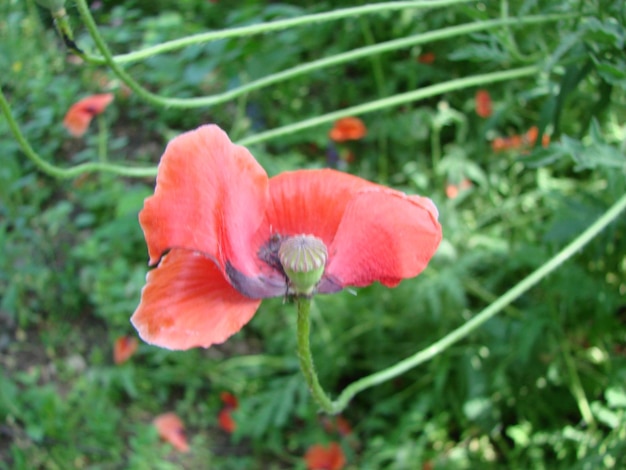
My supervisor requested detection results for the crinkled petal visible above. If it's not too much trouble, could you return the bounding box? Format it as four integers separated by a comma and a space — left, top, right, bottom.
140, 125, 269, 280
265, 169, 374, 247
325, 188, 441, 288
113, 336, 139, 365
131, 249, 261, 350
63, 93, 114, 137
153, 412, 190, 453
304, 442, 346, 470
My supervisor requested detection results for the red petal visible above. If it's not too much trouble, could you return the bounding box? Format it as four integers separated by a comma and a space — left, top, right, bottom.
218, 408, 236, 433
329, 117, 367, 142
265, 169, 373, 247
131, 249, 261, 350
335, 416, 352, 436
63, 93, 114, 137
140, 125, 269, 280
153, 412, 190, 453
475, 90, 492, 118
113, 336, 138, 364
326, 188, 441, 288
220, 391, 239, 408
304, 442, 346, 470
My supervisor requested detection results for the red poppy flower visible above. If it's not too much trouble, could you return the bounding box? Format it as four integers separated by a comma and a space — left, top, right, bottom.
153, 412, 190, 453
63, 93, 114, 137
329, 117, 367, 142
475, 90, 492, 118
131, 125, 441, 350
220, 391, 238, 408
445, 179, 472, 199
321, 415, 352, 436
218, 391, 238, 433
304, 442, 346, 470
113, 336, 138, 364
491, 126, 550, 153
417, 52, 436, 64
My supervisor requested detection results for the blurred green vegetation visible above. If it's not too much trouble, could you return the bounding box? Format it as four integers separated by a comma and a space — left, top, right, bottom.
1, 0, 625, 469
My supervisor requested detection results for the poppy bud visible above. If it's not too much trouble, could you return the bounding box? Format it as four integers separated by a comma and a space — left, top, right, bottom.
278, 235, 327, 296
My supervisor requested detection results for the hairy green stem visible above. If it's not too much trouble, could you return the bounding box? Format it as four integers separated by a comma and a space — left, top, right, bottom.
97, 114, 108, 163
359, 17, 389, 182
559, 329, 596, 427
82, 0, 476, 65
328, 192, 626, 412
296, 297, 337, 414
238, 66, 539, 146
0, 85, 157, 178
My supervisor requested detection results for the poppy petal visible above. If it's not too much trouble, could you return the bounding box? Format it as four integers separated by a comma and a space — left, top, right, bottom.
304, 442, 346, 470
475, 89, 492, 118
329, 117, 367, 142
220, 391, 239, 408
265, 169, 374, 247
63, 93, 114, 137
113, 336, 139, 364
139, 125, 269, 280
153, 412, 190, 453
326, 188, 442, 288
218, 408, 236, 433
131, 248, 261, 350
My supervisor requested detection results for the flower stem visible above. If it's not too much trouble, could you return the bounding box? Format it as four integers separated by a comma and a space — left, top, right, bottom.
81, 0, 477, 65
75, 0, 572, 111
238, 66, 539, 146
325, 192, 626, 413
0, 84, 157, 179
296, 297, 338, 414
97, 114, 108, 163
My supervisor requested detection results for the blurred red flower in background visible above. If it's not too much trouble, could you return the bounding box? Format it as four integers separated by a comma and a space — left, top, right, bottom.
445, 178, 472, 200
329, 117, 367, 142
63, 93, 114, 137
417, 51, 436, 64
475, 90, 492, 118
131, 125, 441, 350
218, 391, 239, 433
153, 412, 190, 453
113, 336, 138, 364
304, 442, 346, 470
491, 126, 550, 153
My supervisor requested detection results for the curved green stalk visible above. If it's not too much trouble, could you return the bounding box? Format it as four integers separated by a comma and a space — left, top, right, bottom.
326, 192, 626, 412
296, 297, 337, 414
75, 0, 573, 110
0, 86, 157, 178
82, 0, 476, 65
238, 66, 539, 146
1, 67, 538, 180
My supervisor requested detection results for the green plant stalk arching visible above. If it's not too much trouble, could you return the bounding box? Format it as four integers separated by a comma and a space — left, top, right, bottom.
74, 0, 574, 110
297, 192, 626, 414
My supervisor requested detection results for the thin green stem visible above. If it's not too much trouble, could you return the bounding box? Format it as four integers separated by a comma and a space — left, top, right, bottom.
329, 192, 626, 412
75, 1, 573, 110
559, 329, 596, 427
74, 0, 170, 109
296, 297, 337, 414
97, 114, 108, 163
430, 122, 442, 171
359, 17, 389, 182
0, 85, 157, 178
238, 66, 540, 146
82, 0, 476, 65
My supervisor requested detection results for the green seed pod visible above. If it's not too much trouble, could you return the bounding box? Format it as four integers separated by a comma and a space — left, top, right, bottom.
278, 235, 327, 296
